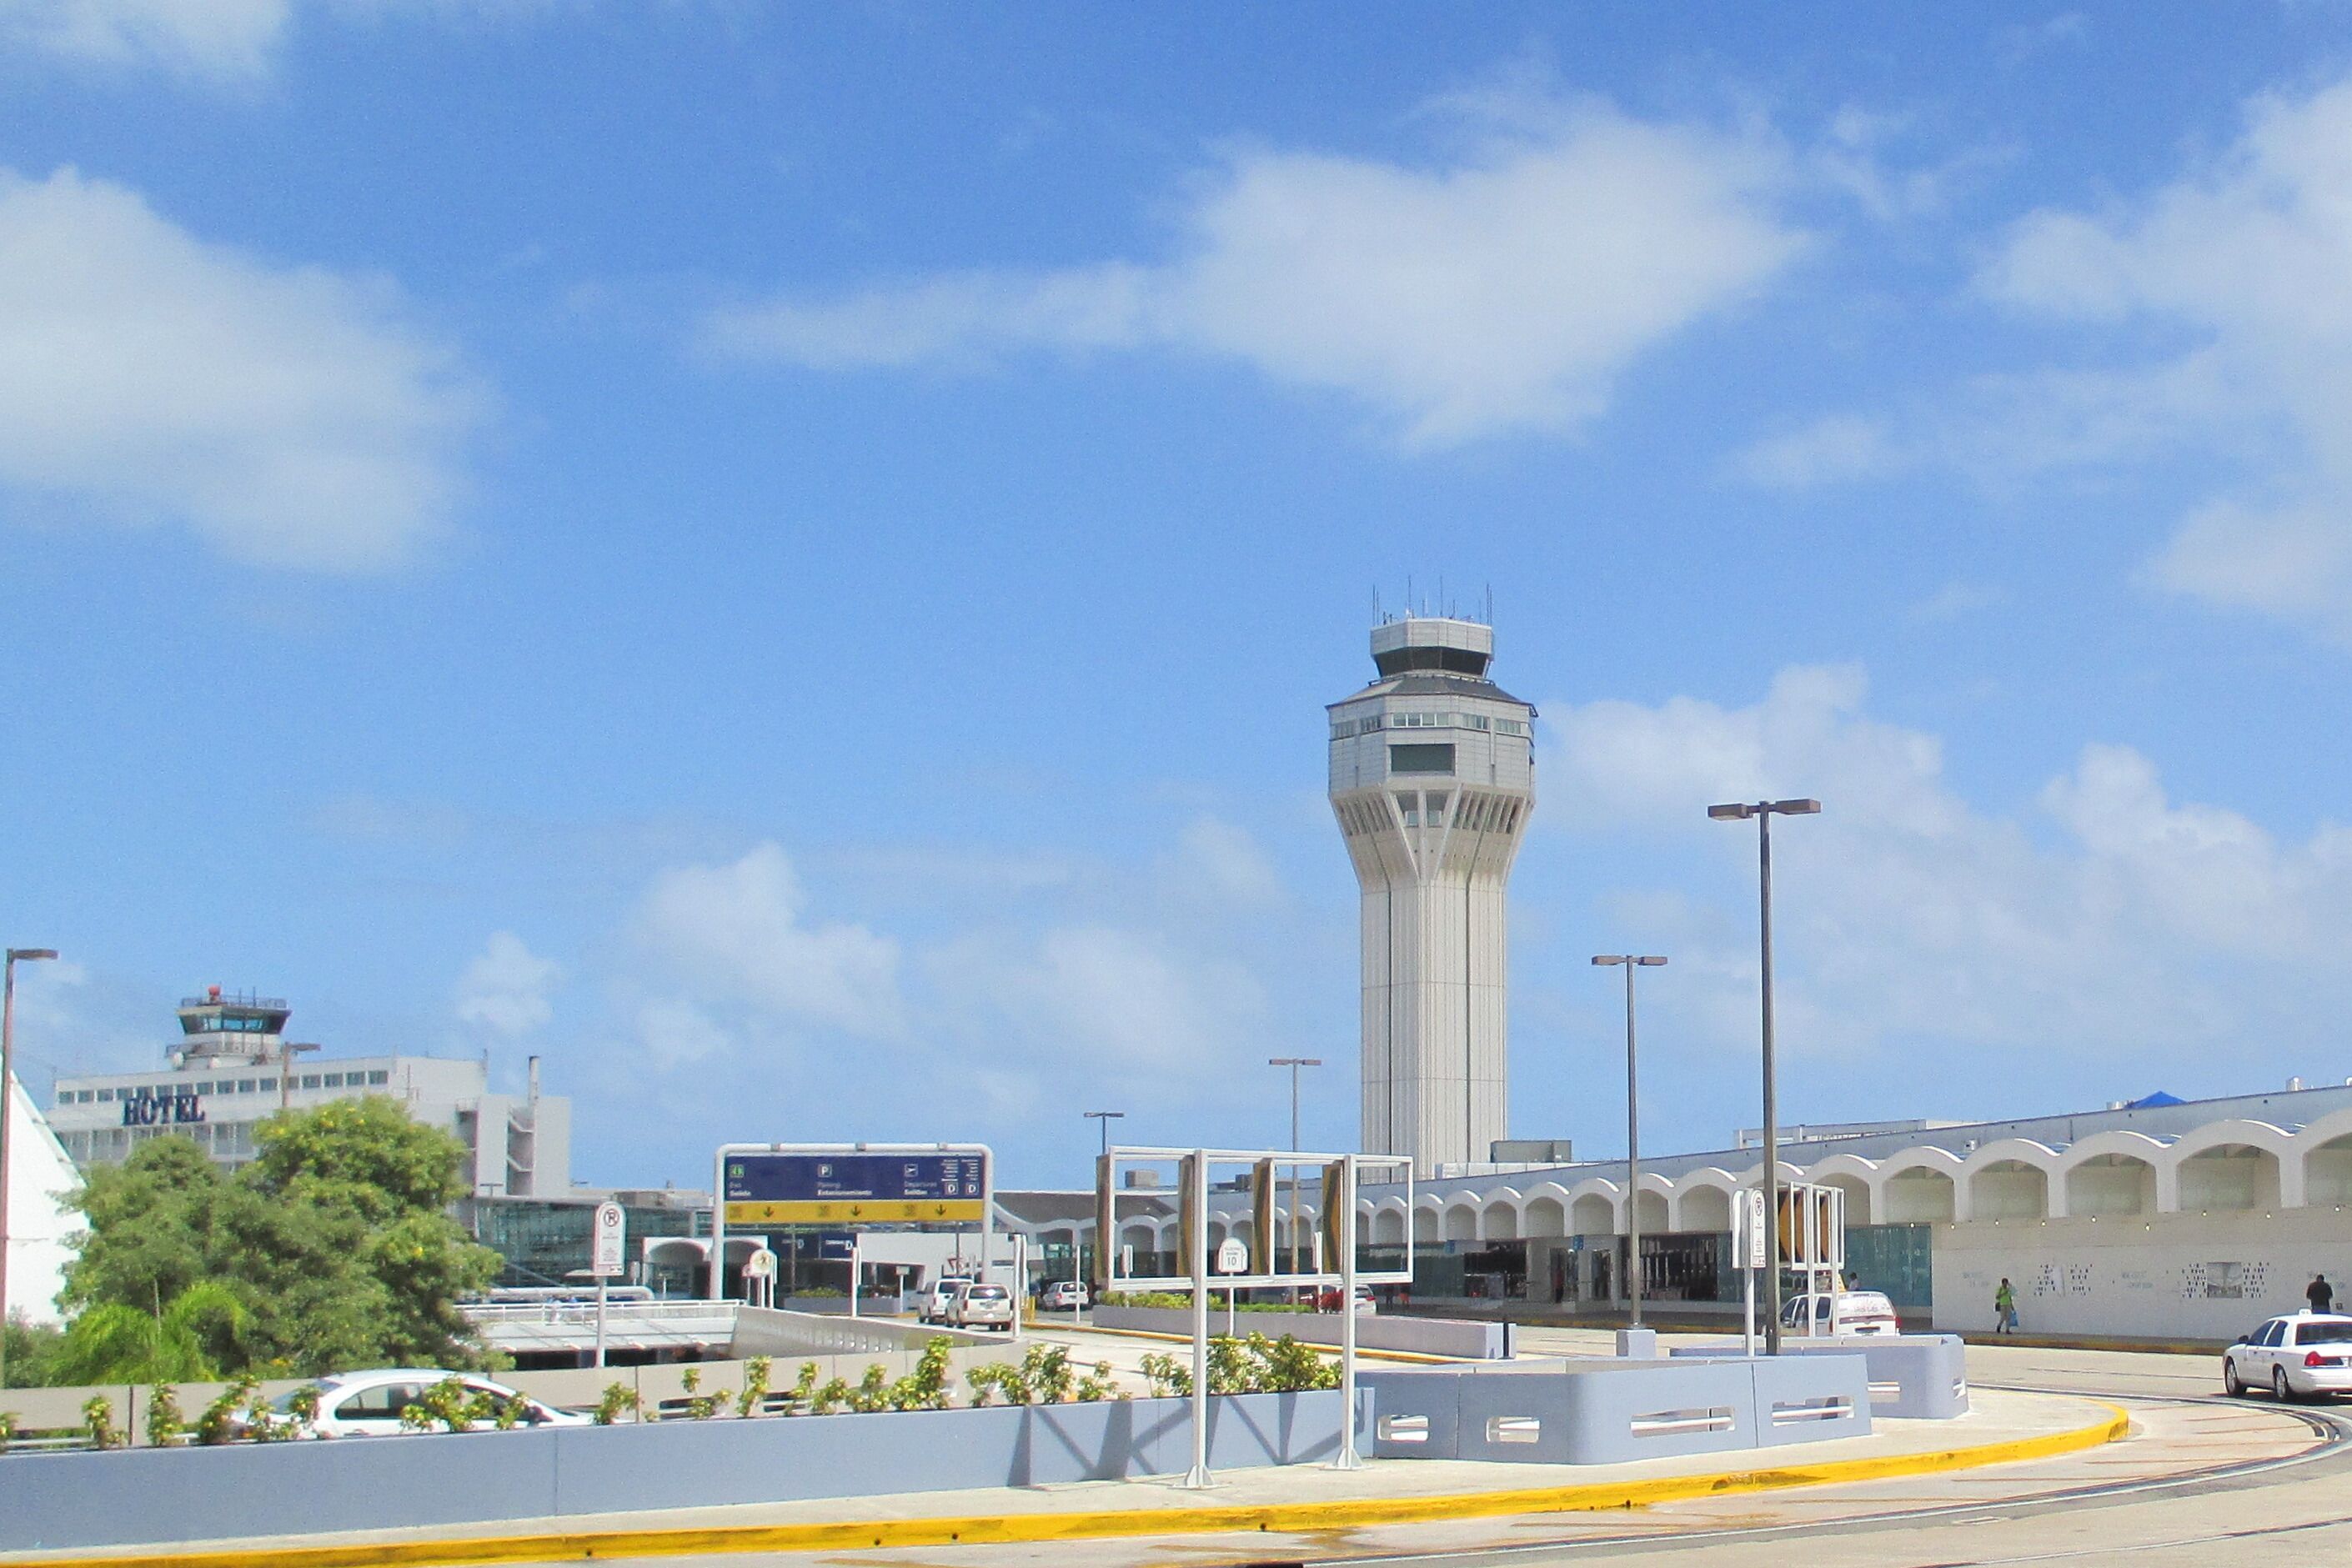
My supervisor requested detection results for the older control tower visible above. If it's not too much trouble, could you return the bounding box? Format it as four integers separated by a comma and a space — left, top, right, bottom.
1328, 616, 1535, 1175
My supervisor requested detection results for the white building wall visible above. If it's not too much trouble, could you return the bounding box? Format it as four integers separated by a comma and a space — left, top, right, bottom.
1933, 1210, 2352, 1339
4, 1072, 79, 1325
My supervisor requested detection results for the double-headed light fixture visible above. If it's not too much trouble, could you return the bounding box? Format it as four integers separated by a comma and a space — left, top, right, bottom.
1708, 798, 1818, 1355
1592, 954, 1665, 1328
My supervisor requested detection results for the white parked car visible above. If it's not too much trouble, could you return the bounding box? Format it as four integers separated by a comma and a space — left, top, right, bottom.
1040, 1280, 1089, 1310
1778, 1291, 1900, 1337
921, 1275, 972, 1325
950, 1282, 1016, 1331
2224, 1313, 2352, 1400
255, 1370, 589, 1438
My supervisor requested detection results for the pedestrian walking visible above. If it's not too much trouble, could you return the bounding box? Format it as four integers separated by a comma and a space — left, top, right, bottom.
1994, 1277, 2018, 1335
2308, 1274, 2334, 1314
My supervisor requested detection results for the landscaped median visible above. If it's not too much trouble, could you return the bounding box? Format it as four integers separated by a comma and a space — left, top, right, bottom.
0, 1390, 2130, 1568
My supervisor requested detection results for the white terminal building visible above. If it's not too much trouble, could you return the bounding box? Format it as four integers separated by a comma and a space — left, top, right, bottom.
1328, 615, 1536, 1175
44, 988, 570, 1197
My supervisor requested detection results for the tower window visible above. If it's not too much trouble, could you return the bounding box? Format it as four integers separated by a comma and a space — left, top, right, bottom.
1389, 743, 1455, 776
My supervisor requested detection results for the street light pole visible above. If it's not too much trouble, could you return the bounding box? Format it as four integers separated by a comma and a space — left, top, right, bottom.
1083, 1110, 1123, 1294
1267, 1058, 1321, 1280
0, 946, 58, 1389
1708, 799, 1819, 1355
1083, 1110, 1124, 1162
1592, 955, 1665, 1329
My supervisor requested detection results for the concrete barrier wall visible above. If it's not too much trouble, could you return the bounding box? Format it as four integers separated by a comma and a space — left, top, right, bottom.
1362, 1354, 1870, 1465
1672, 1335, 1969, 1419
0, 1339, 1012, 1441
0, 1389, 1372, 1553
1091, 1305, 1506, 1359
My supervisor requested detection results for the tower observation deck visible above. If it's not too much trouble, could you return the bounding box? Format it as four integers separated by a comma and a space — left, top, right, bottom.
1327, 617, 1535, 1175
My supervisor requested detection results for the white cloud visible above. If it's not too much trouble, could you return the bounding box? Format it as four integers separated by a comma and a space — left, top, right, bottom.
454, 931, 561, 1039
923, 921, 1275, 1106
1974, 73, 2352, 639
1908, 579, 2005, 624
1171, 817, 1281, 907
631, 996, 731, 1071
2140, 498, 2352, 639
1736, 413, 1903, 488
1543, 665, 2352, 1062
0, 1, 514, 83
705, 99, 1806, 446
0, 168, 484, 570
634, 842, 905, 1040
0, 0, 292, 79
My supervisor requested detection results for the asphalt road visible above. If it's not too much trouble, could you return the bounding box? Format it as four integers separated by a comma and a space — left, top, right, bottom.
582, 1333, 2344, 1568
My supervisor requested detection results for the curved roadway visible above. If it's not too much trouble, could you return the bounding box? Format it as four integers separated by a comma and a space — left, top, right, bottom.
585, 1332, 2347, 1568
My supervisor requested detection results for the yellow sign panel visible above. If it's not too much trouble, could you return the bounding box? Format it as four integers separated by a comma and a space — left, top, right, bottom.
724, 1199, 987, 1226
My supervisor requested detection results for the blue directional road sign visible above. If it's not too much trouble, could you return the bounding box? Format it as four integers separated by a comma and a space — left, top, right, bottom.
723, 1150, 990, 1227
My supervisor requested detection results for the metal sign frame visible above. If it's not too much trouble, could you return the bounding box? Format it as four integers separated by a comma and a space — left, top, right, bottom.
1095, 1146, 1411, 1489
709, 1143, 995, 1303
1731, 1181, 1848, 1345
1093, 1146, 1412, 1294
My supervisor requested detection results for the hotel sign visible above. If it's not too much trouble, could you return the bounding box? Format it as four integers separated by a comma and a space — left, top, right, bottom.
121, 1091, 206, 1127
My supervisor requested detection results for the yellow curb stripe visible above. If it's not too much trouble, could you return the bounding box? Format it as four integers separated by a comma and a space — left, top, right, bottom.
7, 1403, 2130, 1568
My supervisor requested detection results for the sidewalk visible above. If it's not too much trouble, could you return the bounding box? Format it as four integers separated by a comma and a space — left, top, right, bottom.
1, 1388, 2126, 1568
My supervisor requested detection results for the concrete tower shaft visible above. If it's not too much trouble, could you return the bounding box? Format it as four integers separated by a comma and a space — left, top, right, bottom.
1328, 617, 1536, 1175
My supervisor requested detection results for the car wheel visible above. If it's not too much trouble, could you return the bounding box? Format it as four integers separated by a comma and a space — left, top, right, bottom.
2274, 1365, 2295, 1402
2224, 1358, 2244, 1396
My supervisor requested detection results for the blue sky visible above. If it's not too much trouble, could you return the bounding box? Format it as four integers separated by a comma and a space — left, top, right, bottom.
6, 3, 2352, 1192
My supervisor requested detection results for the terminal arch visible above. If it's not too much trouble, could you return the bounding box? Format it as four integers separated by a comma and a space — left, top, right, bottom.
1630, 1189, 1669, 1234
1968, 1160, 2050, 1221
1480, 1195, 1522, 1240
1522, 1183, 1570, 1238
1442, 1200, 1480, 1243
2175, 1143, 2282, 1212
1570, 1190, 1617, 1236
2064, 1153, 2158, 1217
2306, 1135, 2352, 1207
1674, 1180, 1733, 1234
1817, 1173, 1872, 1228
1880, 1162, 1958, 1223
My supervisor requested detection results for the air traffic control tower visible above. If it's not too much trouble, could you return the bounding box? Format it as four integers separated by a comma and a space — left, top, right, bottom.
1329, 617, 1536, 1175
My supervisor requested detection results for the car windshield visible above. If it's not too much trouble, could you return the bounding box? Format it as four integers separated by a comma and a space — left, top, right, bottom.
2299, 1322, 2352, 1344
267, 1385, 324, 1414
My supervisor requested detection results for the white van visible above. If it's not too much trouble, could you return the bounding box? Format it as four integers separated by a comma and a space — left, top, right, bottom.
1778, 1291, 1900, 1336
921, 1275, 971, 1325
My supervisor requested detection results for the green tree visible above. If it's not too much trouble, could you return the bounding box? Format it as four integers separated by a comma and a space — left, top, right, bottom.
3, 1318, 63, 1389
47, 1280, 246, 1385
58, 1137, 223, 1320
58, 1100, 502, 1380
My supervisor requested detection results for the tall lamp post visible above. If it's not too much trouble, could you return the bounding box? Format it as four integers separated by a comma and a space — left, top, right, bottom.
0, 946, 57, 1388
1267, 1058, 1321, 1278
1708, 798, 1819, 1355
1083, 1110, 1123, 1292
1592, 955, 1665, 1328
1083, 1110, 1124, 1161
